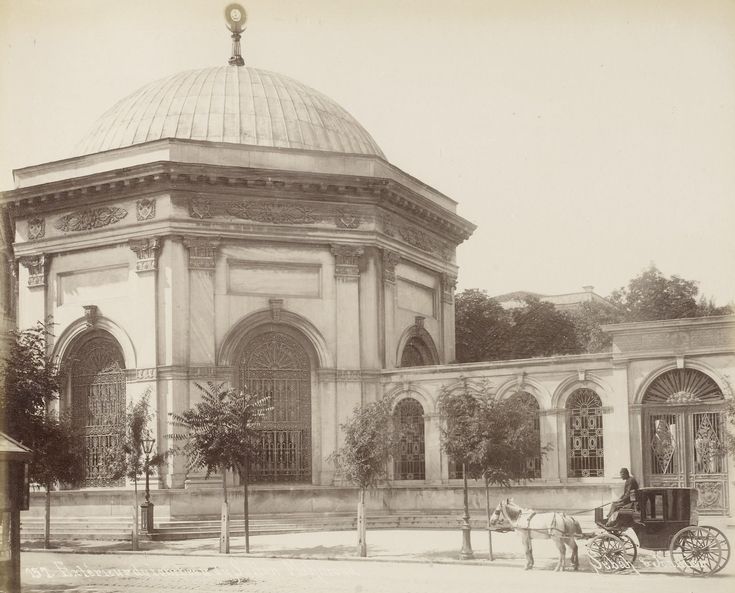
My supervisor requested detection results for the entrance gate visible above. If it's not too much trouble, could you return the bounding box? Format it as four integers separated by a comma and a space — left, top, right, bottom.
643, 369, 728, 514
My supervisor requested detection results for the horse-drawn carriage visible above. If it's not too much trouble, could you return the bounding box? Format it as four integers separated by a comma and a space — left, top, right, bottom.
587, 486, 730, 576
490, 486, 730, 576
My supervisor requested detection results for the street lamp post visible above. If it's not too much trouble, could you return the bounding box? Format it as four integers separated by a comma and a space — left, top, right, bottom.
460, 463, 474, 559
140, 436, 155, 533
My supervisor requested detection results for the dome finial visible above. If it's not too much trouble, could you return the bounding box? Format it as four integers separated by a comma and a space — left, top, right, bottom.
224, 3, 247, 66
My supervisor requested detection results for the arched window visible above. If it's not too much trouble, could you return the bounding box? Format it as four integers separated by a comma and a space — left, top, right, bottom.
400, 337, 431, 367
511, 391, 541, 479
238, 331, 312, 483
69, 333, 126, 487
566, 388, 604, 478
393, 398, 425, 480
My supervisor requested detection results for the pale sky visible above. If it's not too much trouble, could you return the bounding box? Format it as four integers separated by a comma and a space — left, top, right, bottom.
1, 0, 733, 305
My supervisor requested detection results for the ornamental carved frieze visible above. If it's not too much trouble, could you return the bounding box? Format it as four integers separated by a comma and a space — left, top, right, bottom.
399, 225, 436, 253
226, 200, 316, 225
189, 198, 212, 219
336, 369, 362, 382
54, 206, 128, 232
183, 237, 220, 270
382, 249, 401, 284
441, 273, 457, 304
136, 198, 156, 221
381, 213, 396, 237
27, 217, 45, 240
128, 237, 161, 272
331, 244, 363, 279
18, 254, 47, 287
335, 209, 361, 229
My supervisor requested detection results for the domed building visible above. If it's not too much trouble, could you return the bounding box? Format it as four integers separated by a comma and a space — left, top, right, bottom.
2, 18, 733, 529
2, 48, 474, 501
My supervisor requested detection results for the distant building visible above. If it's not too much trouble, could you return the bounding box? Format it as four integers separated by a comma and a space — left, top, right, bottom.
495, 285, 616, 312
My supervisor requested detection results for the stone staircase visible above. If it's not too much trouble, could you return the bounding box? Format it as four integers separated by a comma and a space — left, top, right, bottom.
21, 510, 600, 542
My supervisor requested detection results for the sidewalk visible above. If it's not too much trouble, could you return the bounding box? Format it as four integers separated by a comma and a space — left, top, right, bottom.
21, 525, 735, 576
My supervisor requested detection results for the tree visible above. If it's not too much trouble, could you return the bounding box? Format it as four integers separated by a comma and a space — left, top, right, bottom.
329, 396, 398, 557
569, 301, 624, 354
31, 413, 85, 549
608, 264, 731, 321
470, 394, 550, 560
454, 289, 511, 362
170, 382, 271, 554
508, 297, 581, 358
437, 380, 484, 559
106, 390, 164, 551
0, 322, 85, 549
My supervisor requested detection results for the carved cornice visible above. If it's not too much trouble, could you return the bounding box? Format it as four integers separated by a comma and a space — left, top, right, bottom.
336, 369, 362, 382
18, 254, 47, 287
128, 237, 161, 272
382, 249, 401, 283
331, 244, 363, 279
183, 236, 220, 270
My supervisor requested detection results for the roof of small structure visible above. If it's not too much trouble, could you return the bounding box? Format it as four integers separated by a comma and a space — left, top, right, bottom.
77, 66, 385, 159
0, 431, 32, 461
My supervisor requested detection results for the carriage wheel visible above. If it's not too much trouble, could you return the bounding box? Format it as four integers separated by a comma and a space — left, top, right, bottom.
587, 533, 634, 573
669, 526, 730, 576
618, 533, 638, 565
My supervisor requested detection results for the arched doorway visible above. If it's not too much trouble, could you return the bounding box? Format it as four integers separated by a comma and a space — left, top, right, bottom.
393, 398, 425, 480
68, 333, 126, 487
238, 330, 312, 483
642, 369, 728, 514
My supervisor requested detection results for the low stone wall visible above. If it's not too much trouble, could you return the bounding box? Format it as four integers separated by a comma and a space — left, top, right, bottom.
27, 482, 621, 521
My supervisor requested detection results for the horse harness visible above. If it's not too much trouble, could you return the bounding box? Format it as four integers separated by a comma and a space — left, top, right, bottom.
500, 501, 574, 536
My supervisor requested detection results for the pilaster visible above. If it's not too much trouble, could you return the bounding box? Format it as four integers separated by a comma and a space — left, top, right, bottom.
381, 249, 400, 369
183, 237, 220, 365
18, 254, 48, 328
441, 273, 457, 364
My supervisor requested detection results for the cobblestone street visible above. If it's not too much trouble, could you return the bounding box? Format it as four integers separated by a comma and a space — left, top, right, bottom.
20, 529, 734, 593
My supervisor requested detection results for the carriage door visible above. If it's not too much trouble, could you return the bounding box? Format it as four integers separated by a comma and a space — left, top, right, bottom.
643, 369, 728, 515
238, 331, 312, 483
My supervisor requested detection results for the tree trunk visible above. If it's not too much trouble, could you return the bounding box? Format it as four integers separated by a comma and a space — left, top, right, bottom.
44, 483, 51, 550
220, 471, 230, 554
485, 478, 493, 561
132, 479, 139, 551
243, 459, 250, 554
356, 488, 367, 557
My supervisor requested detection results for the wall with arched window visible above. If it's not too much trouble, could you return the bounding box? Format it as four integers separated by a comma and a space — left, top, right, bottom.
393, 398, 426, 480
565, 388, 604, 478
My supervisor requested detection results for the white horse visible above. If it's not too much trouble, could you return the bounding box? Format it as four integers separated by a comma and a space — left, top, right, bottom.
489, 498, 581, 571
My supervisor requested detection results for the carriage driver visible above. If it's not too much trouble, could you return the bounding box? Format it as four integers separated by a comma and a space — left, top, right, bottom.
605, 468, 639, 527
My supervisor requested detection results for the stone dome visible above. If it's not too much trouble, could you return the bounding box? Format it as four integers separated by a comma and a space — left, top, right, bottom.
77, 66, 384, 158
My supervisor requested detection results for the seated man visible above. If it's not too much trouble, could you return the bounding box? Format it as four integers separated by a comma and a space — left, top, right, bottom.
605, 467, 639, 527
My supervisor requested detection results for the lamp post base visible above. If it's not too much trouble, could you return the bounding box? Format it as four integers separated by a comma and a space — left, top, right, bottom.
140, 502, 155, 533
460, 515, 474, 559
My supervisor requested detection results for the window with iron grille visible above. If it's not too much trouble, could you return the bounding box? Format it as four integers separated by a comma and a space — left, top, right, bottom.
393, 398, 425, 480
239, 331, 312, 483
566, 388, 604, 478
511, 391, 542, 478
70, 334, 126, 487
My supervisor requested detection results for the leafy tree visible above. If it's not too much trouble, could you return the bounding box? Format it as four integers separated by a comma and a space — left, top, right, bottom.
455, 289, 511, 362
437, 380, 484, 559
608, 264, 729, 321
329, 396, 398, 557
170, 382, 271, 554
569, 301, 624, 353
106, 390, 164, 551
0, 322, 85, 549
32, 413, 85, 549
470, 394, 550, 560
508, 297, 581, 358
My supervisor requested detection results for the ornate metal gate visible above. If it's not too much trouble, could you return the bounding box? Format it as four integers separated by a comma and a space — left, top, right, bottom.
70, 335, 126, 487
643, 369, 728, 514
394, 398, 425, 480
238, 331, 311, 482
